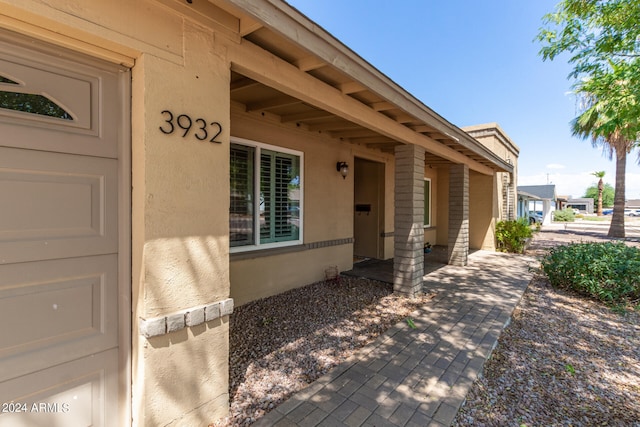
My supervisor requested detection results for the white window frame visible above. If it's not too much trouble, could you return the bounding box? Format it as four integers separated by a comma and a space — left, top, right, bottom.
424, 177, 432, 228
230, 136, 304, 253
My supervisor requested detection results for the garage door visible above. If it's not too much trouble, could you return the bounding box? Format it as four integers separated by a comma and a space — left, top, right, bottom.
0, 32, 129, 426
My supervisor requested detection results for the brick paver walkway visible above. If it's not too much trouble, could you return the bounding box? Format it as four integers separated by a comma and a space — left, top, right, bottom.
254, 251, 536, 427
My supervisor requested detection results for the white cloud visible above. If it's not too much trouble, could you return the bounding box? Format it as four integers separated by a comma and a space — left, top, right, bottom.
546, 163, 566, 170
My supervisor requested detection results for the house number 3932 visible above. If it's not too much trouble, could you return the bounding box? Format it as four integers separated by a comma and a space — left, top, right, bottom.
159, 110, 223, 144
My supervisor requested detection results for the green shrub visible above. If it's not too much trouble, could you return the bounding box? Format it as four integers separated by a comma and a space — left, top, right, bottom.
541, 242, 640, 304
496, 218, 533, 253
553, 208, 575, 222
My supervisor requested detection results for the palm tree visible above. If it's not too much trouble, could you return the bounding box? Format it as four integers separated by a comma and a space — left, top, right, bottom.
572, 113, 633, 238
591, 171, 606, 216
570, 61, 640, 238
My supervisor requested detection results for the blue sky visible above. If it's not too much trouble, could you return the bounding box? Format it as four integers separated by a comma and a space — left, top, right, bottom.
286, 0, 640, 200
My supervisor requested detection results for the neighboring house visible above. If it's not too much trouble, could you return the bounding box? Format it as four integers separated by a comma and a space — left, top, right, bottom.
517, 185, 557, 225
0, 1, 517, 425
464, 123, 519, 223
626, 199, 640, 209
562, 197, 594, 214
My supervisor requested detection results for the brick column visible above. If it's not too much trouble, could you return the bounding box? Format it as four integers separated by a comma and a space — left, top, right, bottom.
393, 144, 425, 297
448, 164, 469, 266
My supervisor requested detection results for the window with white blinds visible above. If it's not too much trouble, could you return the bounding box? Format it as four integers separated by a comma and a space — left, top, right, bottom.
230, 138, 302, 251
230, 144, 255, 246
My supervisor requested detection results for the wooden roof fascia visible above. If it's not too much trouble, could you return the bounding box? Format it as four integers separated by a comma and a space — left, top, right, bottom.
223, 0, 513, 173
228, 38, 496, 175
218, 2, 513, 173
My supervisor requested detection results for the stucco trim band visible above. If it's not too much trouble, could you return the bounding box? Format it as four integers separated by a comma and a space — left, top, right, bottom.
230, 237, 354, 261
138, 298, 234, 338
305, 237, 354, 250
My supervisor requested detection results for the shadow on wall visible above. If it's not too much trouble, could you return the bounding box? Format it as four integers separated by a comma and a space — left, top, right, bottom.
138, 234, 230, 425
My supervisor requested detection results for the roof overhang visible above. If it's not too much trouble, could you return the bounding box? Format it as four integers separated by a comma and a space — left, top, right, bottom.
215, 0, 514, 175
518, 190, 543, 200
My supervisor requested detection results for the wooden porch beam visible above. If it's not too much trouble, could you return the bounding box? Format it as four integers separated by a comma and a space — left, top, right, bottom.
369, 101, 395, 112
246, 95, 302, 111
228, 39, 494, 175
280, 110, 334, 123
294, 56, 326, 72
337, 81, 367, 95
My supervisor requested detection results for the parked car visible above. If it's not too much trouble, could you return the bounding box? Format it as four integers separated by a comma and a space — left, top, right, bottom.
629, 209, 640, 217
528, 211, 543, 224
602, 209, 613, 215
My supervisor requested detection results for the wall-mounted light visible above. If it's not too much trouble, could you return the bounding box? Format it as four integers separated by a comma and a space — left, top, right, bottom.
336, 162, 349, 179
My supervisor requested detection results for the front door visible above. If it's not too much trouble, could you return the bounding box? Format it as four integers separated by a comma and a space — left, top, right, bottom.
0, 32, 130, 426
353, 157, 385, 259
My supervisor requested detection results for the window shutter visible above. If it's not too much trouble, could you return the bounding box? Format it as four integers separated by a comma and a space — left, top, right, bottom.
230, 144, 254, 246
230, 140, 301, 250
260, 150, 299, 243
274, 154, 293, 239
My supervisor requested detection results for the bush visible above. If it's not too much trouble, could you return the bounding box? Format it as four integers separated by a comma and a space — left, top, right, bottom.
553, 208, 575, 222
541, 242, 640, 304
496, 218, 533, 253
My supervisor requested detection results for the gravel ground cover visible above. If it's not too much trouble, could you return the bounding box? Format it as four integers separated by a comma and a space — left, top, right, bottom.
214, 276, 434, 426
453, 229, 640, 427
215, 228, 640, 427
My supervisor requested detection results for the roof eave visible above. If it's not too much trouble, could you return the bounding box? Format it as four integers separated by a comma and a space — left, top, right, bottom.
221, 0, 513, 173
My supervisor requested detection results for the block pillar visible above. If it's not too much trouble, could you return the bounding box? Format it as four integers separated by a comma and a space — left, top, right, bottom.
393, 144, 425, 297
448, 163, 469, 266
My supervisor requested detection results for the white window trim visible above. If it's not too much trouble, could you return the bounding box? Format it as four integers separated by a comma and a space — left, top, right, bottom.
230, 136, 304, 253
424, 177, 432, 228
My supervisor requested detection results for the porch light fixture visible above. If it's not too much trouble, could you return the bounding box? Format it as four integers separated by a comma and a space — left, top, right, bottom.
336, 162, 349, 179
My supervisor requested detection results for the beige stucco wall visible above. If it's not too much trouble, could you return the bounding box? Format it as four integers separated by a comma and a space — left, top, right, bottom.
432, 163, 499, 251
230, 109, 355, 241
0, 1, 236, 425
0, 1, 521, 425
464, 123, 519, 222
230, 110, 354, 305
132, 26, 231, 426
231, 245, 353, 305
230, 109, 399, 305
469, 171, 497, 250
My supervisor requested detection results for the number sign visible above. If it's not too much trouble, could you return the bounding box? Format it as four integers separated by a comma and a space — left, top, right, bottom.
159, 110, 222, 143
